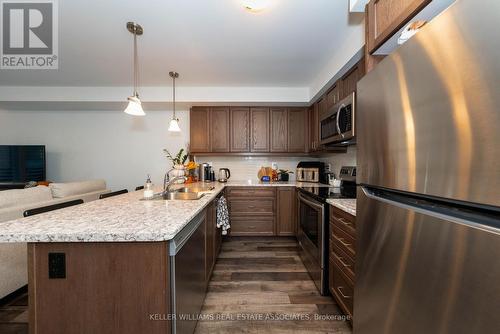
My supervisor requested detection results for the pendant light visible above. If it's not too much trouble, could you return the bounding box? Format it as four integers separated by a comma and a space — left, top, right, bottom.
124, 22, 145, 116
168, 71, 181, 132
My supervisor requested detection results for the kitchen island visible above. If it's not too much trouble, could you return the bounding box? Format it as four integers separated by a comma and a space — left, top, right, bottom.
0, 181, 344, 334
0, 182, 226, 334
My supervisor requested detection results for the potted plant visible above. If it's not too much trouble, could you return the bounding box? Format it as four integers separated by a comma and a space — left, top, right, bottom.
164, 148, 189, 180
184, 161, 198, 183
277, 169, 294, 182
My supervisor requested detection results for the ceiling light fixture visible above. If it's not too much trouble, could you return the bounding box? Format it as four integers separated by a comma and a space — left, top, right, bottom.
398, 20, 427, 45
242, 0, 269, 12
124, 22, 145, 116
168, 71, 181, 132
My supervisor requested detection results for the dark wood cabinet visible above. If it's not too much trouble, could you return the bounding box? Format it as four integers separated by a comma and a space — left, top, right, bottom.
309, 105, 319, 152
190, 107, 210, 153
227, 187, 276, 236
230, 107, 250, 152
210, 107, 230, 152
270, 108, 288, 152
340, 59, 365, 99
205, 200, 215, 283
318, 97, 328, 123
250, 108, 270, 152
190, 105, 310, 155
326, 83, 341, 110
205, 196, 222, 284
329, 205, 356, 318
277, 187, 296, 236
288, 108, 308, 153
367, 0, 431, 54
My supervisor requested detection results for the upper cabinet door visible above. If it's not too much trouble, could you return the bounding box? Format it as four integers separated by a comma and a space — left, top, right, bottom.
367, 0, 431, 54
327, 83, 340, 110
190, 107, 210, 153
288, 108, 308, 153
210, 107, 230, 152
270, 108, 288, 152
310, 104, 319, 152
250, 108, 270, 152
340, 59, 365, 99
318, 97, 328, 121
230, 107, 250, 153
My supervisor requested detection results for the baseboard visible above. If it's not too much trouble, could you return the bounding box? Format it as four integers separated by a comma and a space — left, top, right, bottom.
0, 285, 28, 306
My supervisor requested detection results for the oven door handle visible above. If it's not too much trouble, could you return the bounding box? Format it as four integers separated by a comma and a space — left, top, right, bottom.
336, 104, 345, 138
298, 192, 324, 211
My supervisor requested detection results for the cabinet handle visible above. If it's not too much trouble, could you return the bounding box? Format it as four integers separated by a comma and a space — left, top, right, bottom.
337, 236, 351, 247
337, 286, 352, 299
337, 217, 353, 227
334, 235, 354, 253
248, 205, 256, 209
336, 254, 351, 267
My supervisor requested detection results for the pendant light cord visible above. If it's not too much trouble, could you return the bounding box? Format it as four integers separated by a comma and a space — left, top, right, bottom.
173, 74, 176, 119
133, 28, 139, 97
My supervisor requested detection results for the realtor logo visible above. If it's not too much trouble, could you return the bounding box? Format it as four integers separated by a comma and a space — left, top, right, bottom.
1, 0, 58, 69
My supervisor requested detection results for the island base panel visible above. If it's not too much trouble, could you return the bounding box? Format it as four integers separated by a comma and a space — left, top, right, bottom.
28, 242, 170, 334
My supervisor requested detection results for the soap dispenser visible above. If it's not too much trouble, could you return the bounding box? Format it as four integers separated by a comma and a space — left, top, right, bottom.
144, 175, 154, 199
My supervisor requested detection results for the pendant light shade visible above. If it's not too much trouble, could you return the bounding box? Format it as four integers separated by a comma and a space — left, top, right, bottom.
124, 22, 145, 116
168, 71, 181, 132
124, 95, 145, 116
168, 118, 181, 132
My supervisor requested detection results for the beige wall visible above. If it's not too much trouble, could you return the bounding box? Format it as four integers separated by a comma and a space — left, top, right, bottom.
0, 108, 190, 191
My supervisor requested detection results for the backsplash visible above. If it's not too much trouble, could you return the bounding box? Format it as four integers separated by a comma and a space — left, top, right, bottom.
193, 156, 318, 182
193, 146, 356, 183
321, 146, 357, 178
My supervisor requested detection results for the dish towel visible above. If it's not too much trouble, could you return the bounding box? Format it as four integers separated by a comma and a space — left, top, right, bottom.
216, 195, 230, 235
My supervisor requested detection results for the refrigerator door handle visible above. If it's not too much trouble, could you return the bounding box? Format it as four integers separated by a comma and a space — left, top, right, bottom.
361, 186, 500, 234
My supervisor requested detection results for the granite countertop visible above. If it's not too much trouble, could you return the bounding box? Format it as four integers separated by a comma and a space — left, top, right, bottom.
326, 198, 357, 216
0, 183, 225, 243
0, 181, 347, 243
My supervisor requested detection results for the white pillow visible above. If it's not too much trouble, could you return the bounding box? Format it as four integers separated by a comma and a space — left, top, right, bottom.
0, 186, 53, 209
49, 180, 107, 198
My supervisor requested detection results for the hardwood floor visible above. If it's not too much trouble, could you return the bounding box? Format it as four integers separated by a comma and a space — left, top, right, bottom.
0, 237, 352, 334
0, 292, 28, 334
195, 236, 352, 334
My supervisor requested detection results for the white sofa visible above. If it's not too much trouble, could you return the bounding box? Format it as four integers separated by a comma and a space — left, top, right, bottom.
0, 180, 110, 299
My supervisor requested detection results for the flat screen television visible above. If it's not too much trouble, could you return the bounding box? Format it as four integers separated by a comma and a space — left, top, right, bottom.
0, 145, 46, 184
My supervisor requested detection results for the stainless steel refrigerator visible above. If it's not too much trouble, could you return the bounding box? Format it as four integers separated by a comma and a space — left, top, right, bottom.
355, 0, 500, 333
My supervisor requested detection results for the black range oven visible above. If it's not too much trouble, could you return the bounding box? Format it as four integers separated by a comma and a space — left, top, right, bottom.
297, 177, 356, 296
297, 190, 328, 295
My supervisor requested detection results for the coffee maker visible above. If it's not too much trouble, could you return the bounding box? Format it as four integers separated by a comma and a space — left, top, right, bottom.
296, 161, 326, 183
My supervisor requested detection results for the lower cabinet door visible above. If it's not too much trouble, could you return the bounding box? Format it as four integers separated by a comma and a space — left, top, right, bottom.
205, 204, 215, 283
230, 216, 275, 236
277, 187, 296, 236
329, 260, 354, 318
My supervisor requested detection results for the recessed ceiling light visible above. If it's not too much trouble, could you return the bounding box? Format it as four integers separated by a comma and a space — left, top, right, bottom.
242, 0, 269, 13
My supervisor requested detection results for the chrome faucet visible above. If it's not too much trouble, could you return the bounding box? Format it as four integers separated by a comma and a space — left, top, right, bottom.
163, 169, 174, 192
162, 175, 187, 196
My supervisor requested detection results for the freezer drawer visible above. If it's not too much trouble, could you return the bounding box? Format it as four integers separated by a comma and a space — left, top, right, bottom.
355, 187, 500, 334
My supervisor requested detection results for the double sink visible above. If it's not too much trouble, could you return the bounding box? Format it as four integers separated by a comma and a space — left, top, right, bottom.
147, 186, 216, 201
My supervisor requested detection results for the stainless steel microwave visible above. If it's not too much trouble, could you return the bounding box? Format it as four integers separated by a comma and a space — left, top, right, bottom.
320, 92, 355, 145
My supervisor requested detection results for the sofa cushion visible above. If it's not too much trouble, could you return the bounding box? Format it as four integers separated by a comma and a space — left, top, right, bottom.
0, 186, 53, 210
49, 180, 107, 198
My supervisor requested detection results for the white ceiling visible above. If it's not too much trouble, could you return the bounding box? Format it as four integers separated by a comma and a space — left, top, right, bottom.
0, 0, 365, 102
